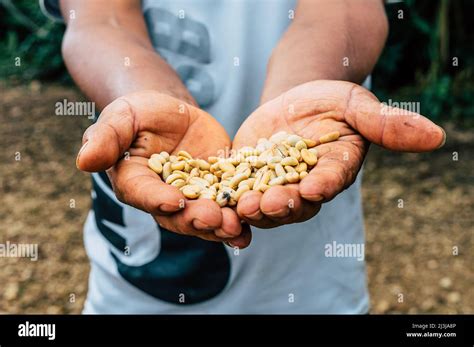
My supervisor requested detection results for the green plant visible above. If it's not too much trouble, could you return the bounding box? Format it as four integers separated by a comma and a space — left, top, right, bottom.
373, 0, 474, 124
0, 0, 68, 82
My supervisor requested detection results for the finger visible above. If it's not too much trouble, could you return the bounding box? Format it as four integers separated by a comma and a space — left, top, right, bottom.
214, 208, 243, 239
344, 85, 446, 152
77, 98, 136, 172
299, 143, 363, 202
278, 80, 445, 152
194, 232, 228, 243
260, 185, 322, 226
260, 185, 303, 219
236, 190, 265, 221
226, 223, 252, 249
156, 199, 224, 236
236, 190, 290, 228
108, 156, 185, 215
236, 191, 278, 228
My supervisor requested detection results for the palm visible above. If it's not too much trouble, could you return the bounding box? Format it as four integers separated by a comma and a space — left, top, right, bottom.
106, 91, 232, 205
125, 91, 230, 159
233, 80, 445, 228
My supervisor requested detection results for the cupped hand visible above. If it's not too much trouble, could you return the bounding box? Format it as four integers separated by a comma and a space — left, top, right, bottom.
233, 80, 445, 228
76, 90, 251, 247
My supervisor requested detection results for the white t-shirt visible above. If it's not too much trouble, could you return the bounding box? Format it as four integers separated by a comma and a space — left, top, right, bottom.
42, 0, 369, 313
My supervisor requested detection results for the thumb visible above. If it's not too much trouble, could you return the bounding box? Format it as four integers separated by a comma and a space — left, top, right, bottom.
344, 87, 446, 152
76, 99, 136, 172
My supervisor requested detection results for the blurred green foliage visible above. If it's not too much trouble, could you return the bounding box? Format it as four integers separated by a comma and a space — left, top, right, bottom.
372, 0, 474, 124
0, 0, 67, 82
1, 0, 473, 123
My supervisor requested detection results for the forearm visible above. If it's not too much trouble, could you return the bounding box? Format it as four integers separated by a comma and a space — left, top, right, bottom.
261, 0, 388, 103
60, 1, 195, 109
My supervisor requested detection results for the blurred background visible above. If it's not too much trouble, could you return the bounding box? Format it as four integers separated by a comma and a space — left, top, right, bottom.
0, 0, 472, 313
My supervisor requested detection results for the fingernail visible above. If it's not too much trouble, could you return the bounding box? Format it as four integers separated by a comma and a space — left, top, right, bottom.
312, 194, 324, 202
437, 128, 446, 149
264, 207, 289, 218
224, 241, 237, 249
215, 228, 227, 237
159, 203, 181, 213
245, 209, 263, 221
76, 141, 89, 169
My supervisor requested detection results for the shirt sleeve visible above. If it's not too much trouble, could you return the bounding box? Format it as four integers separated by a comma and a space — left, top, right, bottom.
39, 0, 64, 22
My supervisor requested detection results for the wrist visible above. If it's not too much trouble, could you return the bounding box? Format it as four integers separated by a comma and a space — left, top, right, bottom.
158, 86, 198, 107
260, 57, 358, 104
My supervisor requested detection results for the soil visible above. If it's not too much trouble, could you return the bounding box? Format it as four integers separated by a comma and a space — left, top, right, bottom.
0, 83, 472, 313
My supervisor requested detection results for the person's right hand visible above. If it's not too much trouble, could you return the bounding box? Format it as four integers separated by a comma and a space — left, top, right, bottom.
76, 90, 251, 248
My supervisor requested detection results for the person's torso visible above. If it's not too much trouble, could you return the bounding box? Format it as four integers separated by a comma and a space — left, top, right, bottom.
83, 0, 369, 314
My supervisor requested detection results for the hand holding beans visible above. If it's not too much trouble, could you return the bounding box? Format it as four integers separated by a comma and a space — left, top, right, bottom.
75, 91, 251, 247
231, 80, 445, 229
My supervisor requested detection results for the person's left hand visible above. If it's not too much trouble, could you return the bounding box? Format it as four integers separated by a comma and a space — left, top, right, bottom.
232, 80, 445, 228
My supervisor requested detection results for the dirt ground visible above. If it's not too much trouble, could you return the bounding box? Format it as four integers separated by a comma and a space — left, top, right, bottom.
0, 83, 472, 314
